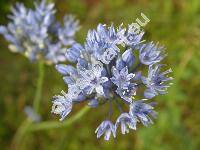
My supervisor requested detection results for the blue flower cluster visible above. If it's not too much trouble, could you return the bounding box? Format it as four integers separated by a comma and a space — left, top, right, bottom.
0, 0, 79, 63
52, 23, 173, 140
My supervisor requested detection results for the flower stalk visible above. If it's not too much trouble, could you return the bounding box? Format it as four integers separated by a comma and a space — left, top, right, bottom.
29, 106, 90, 131
33, 61, 45, 113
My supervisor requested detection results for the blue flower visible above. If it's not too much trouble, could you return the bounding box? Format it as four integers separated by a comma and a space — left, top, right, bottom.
142, 65, 173, 99
51, 91, 73, 121
85, 24, 121, 64
117, 24, 145, 48
95, 120, 116, 141
65, 43, 84, 63
122, 49, 135, 67
139, 42, 166, 65
115, 113, 137, 134
116, 83, 137, 103
111, 66, 135, 89
52, 23, 172, 140
0, 0, 79, 63
24, 106, 41, 122
58, 15, 80, 46
129, 100, 157, 126
45, 42, 67, 64
78, 60, 108, 96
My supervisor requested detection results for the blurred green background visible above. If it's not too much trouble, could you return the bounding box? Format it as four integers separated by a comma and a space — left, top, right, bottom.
0, 0, 200, 149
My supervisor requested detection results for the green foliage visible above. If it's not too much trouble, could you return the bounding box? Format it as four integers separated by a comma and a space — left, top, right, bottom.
0, 0, 200, 149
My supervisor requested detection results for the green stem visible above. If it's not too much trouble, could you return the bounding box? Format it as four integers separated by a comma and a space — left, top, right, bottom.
33, 62, 45, 113
28, 106, 90, 131
11, 62, 45, 149
11, 119, 32, 149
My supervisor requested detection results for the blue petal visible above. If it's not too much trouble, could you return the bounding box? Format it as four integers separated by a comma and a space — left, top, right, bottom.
122, 49, 135, 67
144, 88, 157, 99
55, 64, 76, 75
116, 58, 126, 71
63, 76, 74, 84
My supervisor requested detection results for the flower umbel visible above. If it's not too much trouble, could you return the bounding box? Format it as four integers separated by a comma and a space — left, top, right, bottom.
0, 0, 80, 64
52, 23, 173, 140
